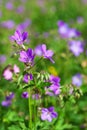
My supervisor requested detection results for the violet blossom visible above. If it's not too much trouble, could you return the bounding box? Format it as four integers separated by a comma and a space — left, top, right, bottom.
19, 48, 35, 65
22, 92, 29, 98
49, 75, 60, 86
57, 20, 81, 38
17, 19, 31, 32
16, 6, 24, 14
23, 73, 33, 83
0, 55, 6, 64
6, 92, 15, 100
3, 67, 13, 80
10, 29, 28, 45
34, 44, 43, 56
45, 75, 61, 96
72, 74, 82, 87
49, 84, 60, 95
6, 2, 13, 10
3, 64, 20, 80
35, 44, 54, 63
13, 64, 20, 74
1, 20, 15, 29
68, 40, 84, 56
57, 20, 69, 38
41, 106, 58, 122
1, 92, 15, 107
1, 100, 12, 107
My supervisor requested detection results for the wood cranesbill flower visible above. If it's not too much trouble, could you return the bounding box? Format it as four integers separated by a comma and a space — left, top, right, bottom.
1, 20, 15, 29
19, 48, 35, 65
21, 92, 29, 98
68, 40, 84, 56
72, 74, 82, 87
3, 64, 20, 80
42, 44, 55, 63
1, 100, 12, 107
6, 92, 15, 100
10, 29, 28, 44
45, 75, 61, 96
13, 64, 20, 74
3, 65, 13, 80
41, 106, 58, 122
17, 19, 31, 32
49, 75, 60, 86
6, 2, 13, 10
1, 92, 15, 107
49, 84, 60, 95
35, 44, 55, 63
57, 20, 81, 38
23, 73, 33, 83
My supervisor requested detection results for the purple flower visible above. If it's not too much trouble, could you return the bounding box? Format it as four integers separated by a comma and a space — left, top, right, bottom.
13, 64, 20, 74
1, 20, 15, 29
45, 85, 60, 96
49, 75, 60, 86
57, 20, 69, 38
10, 29, 28, 45
57, 20, 81, 38
41, 106, 58, 122
19, 48, 35, 65
68, 40, 84, 56
1, 100, 12, 107
72, 74, 82, 87
22, 92, 29, 98
6, 2, 13, 10
6, 92, 15, 100
49, 84, 60, 95
68, 28, 81, 38
17, 19, 31, 32
42, 44, 55, 63
45, 75, 61, 96
35, 45, 43, 56
0, 55, 6, 64
23, 73, 33, 83
35, 44, 54, 63
16, 6, 24, 14
3, 67, 13, 80
1, 92, 15, 107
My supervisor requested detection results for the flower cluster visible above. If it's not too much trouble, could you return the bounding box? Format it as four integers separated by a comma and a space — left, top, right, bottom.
57, 20, 84, 57
45, 75, 61, 96
57, 20, 81, 38
1, 92, 15, 107
3, 64, 20, 80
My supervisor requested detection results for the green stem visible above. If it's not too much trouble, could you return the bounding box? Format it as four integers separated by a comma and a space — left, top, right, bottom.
34, 99, 36, 130
28, 88, 32, 130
